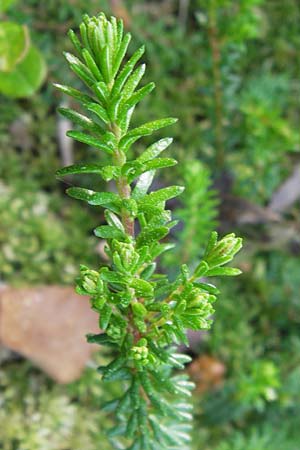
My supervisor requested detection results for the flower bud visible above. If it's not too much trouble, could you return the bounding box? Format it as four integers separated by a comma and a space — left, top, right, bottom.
107, 325, 122, 341
130, 345, 149, 362
77, 266, 101, 295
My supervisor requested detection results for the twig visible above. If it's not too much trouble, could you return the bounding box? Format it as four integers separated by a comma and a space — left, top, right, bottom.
207, 0, 225, 169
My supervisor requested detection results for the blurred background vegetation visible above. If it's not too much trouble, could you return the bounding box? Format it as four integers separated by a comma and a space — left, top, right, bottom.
1, 1, 300, 449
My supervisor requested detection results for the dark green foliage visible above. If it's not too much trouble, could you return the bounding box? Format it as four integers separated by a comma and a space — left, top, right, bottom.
56, 13, 242, 448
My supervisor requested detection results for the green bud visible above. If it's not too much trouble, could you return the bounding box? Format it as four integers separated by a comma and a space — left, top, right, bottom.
130, 345, 149, 361
107, 324, 122, 340
203, 233, 243, 269
210, 234, 242, 259
77, 266, 101, 295
113, 241, 139, 272
132, 302, 148, 318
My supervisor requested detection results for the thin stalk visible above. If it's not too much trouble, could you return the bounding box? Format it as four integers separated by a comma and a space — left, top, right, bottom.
207, 0, 225, 169
111, 124, 135, 237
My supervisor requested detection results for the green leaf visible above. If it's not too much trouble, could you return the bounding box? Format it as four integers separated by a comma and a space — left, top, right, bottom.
193, 282, 220, 295
64, 52, 95, 87
106, 20, 115, 54
85, 102, 110, 124
126, 412, 138, 439
107, 424, 126, 438
82, 48, 103, 81
194, 260, 209, 277
91, 14, 106, 49
141, 158, 177, 173
92, 81, 110, 104
68, 29, 83, 57
99, 304, 112, 330
141, 186, 185, 206
111, 32, 132, 78
173, 318, 189, 346
53, 83, 94, 104
137, 137, 173, 163
103, 367, 131, 382
57, 163, 120, 182
0, 45, 46, 98
132, 302, 148, 318
151, 242, 175, 259
66, 130, 114, 154
79, 21, 92, 54
205, 267, 242, 276
137, 226, 169, 247
94, 225, 124, 239
58, 107, 100, 132
99, 44, 112, 83
86, 192, 121, 207
112, 44, 144, 95
99, 355, 127, 378
115, 18, 123, 48
149, 417, 179, 447
66, 186, 96, 202
101, 399, 119, 413
132, 171, 155, 200
116, 390, 132, 417
86, 333, 115, 345
104, 210, 125, 232
121, 63, 146, 101
118, 82, 155, 121
130, 278, 153, 296
56, 163, 104, 177
168, 352, 191, 369
204, 231, 218, 256
108, 96, 121, 122
141, 377, 176, 417
100, 269, 127, 284
100, 165, 121, 181
0, 22, 30, 72
140, 263, 156, 280
66, 187, 120, 207
128, 118, 177, 137
119, 118, 177, 151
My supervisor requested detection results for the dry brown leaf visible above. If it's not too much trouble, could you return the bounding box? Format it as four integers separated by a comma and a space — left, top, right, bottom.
188, 354, 226, 394
0, 285, 99, 383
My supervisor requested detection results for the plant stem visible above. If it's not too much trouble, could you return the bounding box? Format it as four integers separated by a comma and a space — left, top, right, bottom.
111, 124, 135, 237
207, 0, 225, 169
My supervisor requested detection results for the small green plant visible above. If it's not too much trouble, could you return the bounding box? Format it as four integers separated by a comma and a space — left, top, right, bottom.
165, 160, 219, 267
55, 13, 242, 449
